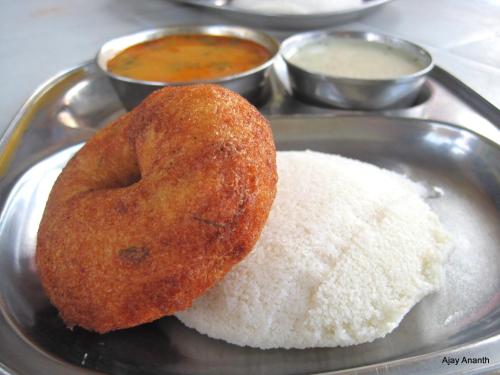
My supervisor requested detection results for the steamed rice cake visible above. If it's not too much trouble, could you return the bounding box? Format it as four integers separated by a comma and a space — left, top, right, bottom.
176, 150, 450, 349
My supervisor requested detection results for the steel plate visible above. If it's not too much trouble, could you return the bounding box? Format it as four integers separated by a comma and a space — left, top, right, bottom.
170, 0, 394, 30
0, 115, 499, 374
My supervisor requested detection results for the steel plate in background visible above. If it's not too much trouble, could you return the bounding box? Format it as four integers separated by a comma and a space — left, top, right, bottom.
170, 0, 394, 30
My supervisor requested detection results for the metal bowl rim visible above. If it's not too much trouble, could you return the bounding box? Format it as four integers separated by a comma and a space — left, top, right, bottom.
280, 29, 434, 84
96, 24, 280, 87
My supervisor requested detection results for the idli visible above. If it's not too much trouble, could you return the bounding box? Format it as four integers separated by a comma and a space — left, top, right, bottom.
176, 150, 450, 349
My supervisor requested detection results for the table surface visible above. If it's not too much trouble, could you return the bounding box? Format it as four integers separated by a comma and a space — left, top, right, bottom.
1, 0, 500, 136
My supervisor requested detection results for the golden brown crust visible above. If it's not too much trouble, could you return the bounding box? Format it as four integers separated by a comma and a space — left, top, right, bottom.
36, 85, 277, 333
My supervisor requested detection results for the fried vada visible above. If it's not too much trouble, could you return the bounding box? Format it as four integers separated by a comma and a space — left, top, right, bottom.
36, 85, 277, 333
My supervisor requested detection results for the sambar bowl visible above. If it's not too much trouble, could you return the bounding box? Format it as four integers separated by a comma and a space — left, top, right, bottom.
97, 25, 280, 110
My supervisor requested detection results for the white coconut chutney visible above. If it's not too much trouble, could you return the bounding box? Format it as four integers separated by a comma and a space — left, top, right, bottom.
289, 38, 425, 79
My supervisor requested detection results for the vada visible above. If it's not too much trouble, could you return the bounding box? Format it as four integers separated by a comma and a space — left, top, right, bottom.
36, 85, 277, 333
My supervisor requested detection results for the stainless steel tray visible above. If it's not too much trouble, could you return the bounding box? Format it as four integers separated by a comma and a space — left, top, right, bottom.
170, 0, 394, 30
0, 61, 499, 375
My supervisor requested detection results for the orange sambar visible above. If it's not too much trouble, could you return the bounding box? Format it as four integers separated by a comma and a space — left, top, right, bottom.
107, 34, 272, 82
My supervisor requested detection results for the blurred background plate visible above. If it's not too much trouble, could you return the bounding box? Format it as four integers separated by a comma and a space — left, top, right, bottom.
170, 0, 394, 30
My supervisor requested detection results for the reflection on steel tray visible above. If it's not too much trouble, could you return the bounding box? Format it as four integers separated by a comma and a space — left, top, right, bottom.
170, 0, 394, 30
0, 61, 499, 375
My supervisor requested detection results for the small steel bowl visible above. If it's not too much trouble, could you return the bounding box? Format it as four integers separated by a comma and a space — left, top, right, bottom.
280, 30, 434, 110
96, 25, 279, 110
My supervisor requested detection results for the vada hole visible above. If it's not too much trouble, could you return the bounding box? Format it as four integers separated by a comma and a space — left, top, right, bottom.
100, 170, 141, 191
121, 171, 141, 188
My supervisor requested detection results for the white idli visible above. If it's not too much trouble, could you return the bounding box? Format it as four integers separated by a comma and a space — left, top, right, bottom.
176, 151, 450, 349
